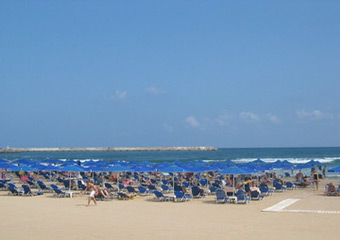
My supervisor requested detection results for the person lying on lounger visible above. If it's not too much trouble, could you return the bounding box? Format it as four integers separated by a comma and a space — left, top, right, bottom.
97, 188, 110, 198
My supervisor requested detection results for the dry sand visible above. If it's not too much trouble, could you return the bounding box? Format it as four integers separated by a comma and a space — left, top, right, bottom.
1, 178, 340, 240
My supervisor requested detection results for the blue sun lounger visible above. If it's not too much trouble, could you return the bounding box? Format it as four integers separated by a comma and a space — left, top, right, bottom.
126, 186, 138, 194
161, 184, 172, 193
191, 185, 203, 198
37, 180, 51, 192
8, 183, 23, 196
274, 182, 287, 192
154, 190, 170, 201
285, 181, 296, 190
138, 186, 153, 196
250, 190, 264, 200
235, 189, 250, 204
216, 189, 228, 203
104, 182, 115, 191
259, 184, 273, 196
174, 191, 192, 202
22, 185, 44, 196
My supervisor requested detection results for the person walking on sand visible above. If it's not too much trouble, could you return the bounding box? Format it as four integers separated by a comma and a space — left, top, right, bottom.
83, 180, 97, 207
322, 166, 326, 179
312, 168, 319, 191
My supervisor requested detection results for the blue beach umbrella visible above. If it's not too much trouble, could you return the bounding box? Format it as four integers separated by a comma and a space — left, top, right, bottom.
41, 165, 60, 171
60, 165, 85, 172
106, 165, 131, 172
12, 159, 36, 166
219, 166, 250, 175
250, 159, 266, 165
159, 165, 188, 173
0, 162, 14, 169
327, 166, 340, 172
132, 165, 154, 172
9, 165, 36, 172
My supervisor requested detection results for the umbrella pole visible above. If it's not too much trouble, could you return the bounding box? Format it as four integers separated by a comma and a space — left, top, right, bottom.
69, 172, 71, 191
117, 172, 119, 192
233, 175, 235, 196
173, 173, 175, 195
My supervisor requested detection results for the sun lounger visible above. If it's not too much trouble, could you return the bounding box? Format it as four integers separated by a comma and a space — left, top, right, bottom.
138, 186, 153, 196
126, 186, 138, 194
0, 182, 6, 190
52, 186, 67, 197
284, 172, 291, 178
209, 186, 218, 195
250, 190, 264, 200
161, 184, 172, 193
235, 189, 250, 204
147, 184, 157, 192
285, 181, 296, 190
154, 190, 170, 201
104, 182, 116, 192
216, 189, 228, 203
22, 184, 44, 196
191, 185, 204, 198
8, 183, 23, 196
199, 179, 208, 187
182, 182, 190, 188
77, 180, 87, 191
117, 192, 136, 200
174, 191, 192, 202
273, 182, 287, 192
259, 184, 273, 196
37, 181, 51, 192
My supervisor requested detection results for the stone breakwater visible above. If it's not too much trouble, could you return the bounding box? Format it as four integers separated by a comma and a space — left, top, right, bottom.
0, 146, 218, 153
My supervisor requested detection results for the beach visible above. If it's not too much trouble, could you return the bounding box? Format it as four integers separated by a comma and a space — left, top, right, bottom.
1, 178, 340, 240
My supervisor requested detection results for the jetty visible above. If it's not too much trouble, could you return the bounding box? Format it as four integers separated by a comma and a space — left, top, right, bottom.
0, 146, 218, 153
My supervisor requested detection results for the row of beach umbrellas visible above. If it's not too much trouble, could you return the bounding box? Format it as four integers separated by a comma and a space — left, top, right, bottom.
0, 157, 333, 174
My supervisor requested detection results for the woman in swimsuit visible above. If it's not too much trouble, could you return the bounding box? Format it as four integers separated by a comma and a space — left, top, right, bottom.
312, 169, 319, 191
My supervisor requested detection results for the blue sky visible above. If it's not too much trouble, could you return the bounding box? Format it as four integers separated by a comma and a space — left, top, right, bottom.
1, 1, 340, 148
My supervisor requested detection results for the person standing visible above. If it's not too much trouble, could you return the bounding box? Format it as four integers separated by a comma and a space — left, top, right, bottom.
312, 169, 319, 191
322, 166, 326, 179
83, 180, 97, 207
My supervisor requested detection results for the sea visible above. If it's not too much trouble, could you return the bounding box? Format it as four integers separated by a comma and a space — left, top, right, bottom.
1, 147, 340, 167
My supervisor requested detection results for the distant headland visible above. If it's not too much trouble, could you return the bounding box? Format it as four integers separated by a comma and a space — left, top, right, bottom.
0, 146, 218, 153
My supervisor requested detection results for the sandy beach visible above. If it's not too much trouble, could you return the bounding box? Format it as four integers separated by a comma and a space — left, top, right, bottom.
1, 178, 340, 240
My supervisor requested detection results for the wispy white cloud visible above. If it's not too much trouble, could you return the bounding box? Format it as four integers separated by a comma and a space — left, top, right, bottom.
163, 123, 173, 132
105, 90, 127, 101
296, 109, 333, 120
266, 113, 281, 123
146, 87, 164, 96
240, 112, 260, 122
185, 116, 200, 128
216, 112, 232, 126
